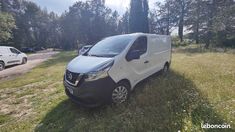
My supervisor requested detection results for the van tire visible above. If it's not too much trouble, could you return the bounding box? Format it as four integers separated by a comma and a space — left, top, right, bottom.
111, 81, 130, 104
162, 63, 169, 74
22, 58, 27, 64
0, 62, 5, 71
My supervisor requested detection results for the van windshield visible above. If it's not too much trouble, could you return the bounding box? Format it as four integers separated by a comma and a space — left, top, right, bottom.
86, 35, 134, 57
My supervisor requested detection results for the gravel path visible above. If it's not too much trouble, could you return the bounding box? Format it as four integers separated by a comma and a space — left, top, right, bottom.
0, 51, 59, 80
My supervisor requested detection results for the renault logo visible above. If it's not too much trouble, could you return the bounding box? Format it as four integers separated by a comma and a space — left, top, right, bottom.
67, 72, 73, 80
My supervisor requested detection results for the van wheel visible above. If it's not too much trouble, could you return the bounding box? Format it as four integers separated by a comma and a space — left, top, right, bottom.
22, 58, 27, 64
162, 63, 169, 74
0, 62, 5, 71
111, 82, 130, 104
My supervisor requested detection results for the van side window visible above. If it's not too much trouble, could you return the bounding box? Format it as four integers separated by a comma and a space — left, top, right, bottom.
129, 36, 147, 55
10, 48, 20, 54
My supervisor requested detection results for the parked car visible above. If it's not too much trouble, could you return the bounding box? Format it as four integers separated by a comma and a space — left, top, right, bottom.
64, 33, 171, 107
0, 46, 28, 71
33, 47, 45, 51
21, 47, 36, 53
78, 45, 92, 55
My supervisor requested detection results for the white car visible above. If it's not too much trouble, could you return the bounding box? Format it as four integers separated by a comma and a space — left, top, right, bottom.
0, 46, 28, 71
64, 33, 171, 107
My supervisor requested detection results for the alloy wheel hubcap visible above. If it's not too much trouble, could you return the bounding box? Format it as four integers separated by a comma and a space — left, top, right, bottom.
112, 86, 128, 103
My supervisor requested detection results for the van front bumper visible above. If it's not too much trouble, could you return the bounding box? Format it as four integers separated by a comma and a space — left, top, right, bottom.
63, 75, 116, 107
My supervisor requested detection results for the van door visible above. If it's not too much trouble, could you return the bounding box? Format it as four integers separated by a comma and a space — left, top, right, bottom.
9, 48, 21, 64
12, 48, 22, 64
126, 36, 150, 83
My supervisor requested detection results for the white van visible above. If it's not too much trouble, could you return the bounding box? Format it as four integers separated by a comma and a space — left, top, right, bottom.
0, 46, 28, 71
64, 33, 171, 107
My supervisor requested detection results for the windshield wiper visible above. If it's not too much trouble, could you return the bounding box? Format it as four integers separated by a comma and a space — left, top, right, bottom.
88, 54, 104, 57
88, 54, 115, 58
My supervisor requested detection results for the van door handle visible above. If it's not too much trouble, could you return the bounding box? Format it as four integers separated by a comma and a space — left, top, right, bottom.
144, 61, 149, 64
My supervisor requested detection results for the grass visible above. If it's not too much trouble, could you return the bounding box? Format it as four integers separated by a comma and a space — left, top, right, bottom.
0, 49, 234, 132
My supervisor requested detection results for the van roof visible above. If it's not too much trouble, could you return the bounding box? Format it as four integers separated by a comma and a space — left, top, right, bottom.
114, 33, 170, 38
0, 46, 13, 49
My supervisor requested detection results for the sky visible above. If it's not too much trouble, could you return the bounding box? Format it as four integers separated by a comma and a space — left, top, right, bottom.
31, 0, 158, 15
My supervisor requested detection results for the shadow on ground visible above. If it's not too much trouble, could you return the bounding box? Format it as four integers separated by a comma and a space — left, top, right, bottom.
3, 64, 21, 70
35, 70, 234, 131
173, 46, 235, 55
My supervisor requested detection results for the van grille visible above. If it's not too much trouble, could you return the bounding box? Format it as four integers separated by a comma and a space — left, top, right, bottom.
65, 70, 82, 86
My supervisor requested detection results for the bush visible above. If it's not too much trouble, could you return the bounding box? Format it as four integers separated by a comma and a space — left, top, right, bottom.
172, 36, 194, 47
223, 37, 235, 48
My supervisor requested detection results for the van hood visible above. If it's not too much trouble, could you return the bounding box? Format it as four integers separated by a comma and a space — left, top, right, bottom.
67, 55, 113, 73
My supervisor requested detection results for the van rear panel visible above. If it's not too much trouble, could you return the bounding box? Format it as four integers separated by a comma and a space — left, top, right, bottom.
148, 35, 171, 65
148, 35, 171, 54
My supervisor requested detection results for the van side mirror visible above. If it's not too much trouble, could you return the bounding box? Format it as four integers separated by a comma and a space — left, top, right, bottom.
126, 50, 141, 61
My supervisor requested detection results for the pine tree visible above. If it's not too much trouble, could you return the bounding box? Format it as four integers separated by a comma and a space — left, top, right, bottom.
129, 0, 149, 33
118, 11, 129, 34
143, 0, 149, 33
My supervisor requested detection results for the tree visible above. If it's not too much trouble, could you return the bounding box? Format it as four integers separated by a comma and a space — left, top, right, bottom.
142, 0, 149, 33
150, 1, 178, 35
1, 0, 234, 50
46, 12, 61, 48
174, 0, 191, 42
210, 0, 235, 47
60, 0, 120, 49
118, 11, 129, 34
0, 12, 15, 43
106, 10, 119, 35
0, 0, 63, 48
186, 0, 235, 48
129, 0, 149, 33
185, 0, 204, 44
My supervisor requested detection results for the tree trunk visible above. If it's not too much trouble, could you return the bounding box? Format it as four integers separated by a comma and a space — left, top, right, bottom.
195, 29, 199, 44
205, 0, 214, 49
178, 6, 184, 42
195, 15, 199, 44
166, 3, 170, 35
178, 15, 184, 42
195, 2, 200, 44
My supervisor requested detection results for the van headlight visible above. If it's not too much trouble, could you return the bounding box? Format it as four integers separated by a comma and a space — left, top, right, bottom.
85, 60, 114, 81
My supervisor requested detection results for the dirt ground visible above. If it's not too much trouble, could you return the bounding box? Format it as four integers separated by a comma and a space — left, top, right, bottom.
0, 51, 59, 81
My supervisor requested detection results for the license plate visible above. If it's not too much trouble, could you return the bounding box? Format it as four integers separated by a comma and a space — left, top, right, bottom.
67, 87, 73, 95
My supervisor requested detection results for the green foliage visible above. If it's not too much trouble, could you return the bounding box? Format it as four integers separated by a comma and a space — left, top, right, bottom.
1, 0, 121, 50
60, 0, 120, 50
0, 114, 12, 125
1, 0, 235, 49
0, 12, 15, 43
150, 0, 235, 48
149, 1, 178, 35
0, 0, 60, 49
223, 36, 235, 48
118, 11, 129, 34
172, 36, 193, 47
12, 2, 60, 48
